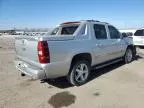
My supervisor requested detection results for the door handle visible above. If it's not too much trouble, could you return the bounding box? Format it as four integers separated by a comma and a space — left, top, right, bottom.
112, 43, 115, 45
96, 44, 101, 46
96, 44, 104, 47
112, 43, 118, 45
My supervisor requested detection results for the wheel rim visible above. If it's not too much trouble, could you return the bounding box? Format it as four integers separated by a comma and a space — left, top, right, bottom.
126, 49, 132, 62
74, 63, 89, 83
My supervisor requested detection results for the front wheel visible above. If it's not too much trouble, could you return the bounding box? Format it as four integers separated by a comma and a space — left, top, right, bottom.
124, 48, 133, 63
68, 60, 91, 86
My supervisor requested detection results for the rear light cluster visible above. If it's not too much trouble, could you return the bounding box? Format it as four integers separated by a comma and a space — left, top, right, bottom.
37, 41, 50, 63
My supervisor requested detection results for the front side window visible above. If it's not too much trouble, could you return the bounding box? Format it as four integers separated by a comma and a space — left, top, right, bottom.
134, 30, 144, 36
108, 26, 120, 39
93, 24, 107, 39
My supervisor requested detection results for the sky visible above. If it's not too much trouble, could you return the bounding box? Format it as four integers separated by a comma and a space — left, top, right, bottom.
0, 0, 144, 30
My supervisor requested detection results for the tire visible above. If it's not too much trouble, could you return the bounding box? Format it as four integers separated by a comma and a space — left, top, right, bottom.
68, 60, 91, 86
132, 46, 136, 59
124, 47, 133, 63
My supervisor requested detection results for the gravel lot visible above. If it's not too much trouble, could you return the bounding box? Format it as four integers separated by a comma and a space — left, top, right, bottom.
0, 35, 144, 108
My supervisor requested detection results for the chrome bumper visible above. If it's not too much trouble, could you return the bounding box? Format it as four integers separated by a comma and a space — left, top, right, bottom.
14, 60, 47, 79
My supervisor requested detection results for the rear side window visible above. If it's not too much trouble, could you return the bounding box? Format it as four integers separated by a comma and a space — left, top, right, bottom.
50, 28, 59, 35
108, 26, 120, 39
80, 24, 86, 35
61, 25, 79, 35
134, 30, 144, 36
93, 24, 107, 39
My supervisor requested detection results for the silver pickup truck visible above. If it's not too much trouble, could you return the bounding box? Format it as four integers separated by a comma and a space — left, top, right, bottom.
14, 20, 136, 86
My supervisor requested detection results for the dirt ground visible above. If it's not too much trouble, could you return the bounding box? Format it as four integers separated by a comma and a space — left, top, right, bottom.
0, 36, 144, 108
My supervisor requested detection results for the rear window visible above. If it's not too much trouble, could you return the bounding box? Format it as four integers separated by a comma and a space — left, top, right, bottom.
61, 25, 79, 35
134, 30, 144, 36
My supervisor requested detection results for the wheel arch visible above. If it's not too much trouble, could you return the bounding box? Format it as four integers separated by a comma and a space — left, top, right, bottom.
127, 44, 136, 56
70, 52, 92, 70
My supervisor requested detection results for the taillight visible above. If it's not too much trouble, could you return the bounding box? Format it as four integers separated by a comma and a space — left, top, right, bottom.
37, 41, 50, 63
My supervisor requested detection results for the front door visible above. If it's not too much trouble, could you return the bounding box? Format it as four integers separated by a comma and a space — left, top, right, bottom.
107, 25, 126, 59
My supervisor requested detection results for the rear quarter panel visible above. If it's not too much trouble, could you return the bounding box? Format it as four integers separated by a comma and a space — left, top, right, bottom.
45, 39, 94, 78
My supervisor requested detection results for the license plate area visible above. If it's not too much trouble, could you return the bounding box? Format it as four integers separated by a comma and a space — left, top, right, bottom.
18, 61, 28, 69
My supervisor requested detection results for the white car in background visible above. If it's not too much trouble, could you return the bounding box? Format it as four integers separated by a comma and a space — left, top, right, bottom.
120, 29, 144, 48
119, 29, 136, 36
132, 28, 144, 48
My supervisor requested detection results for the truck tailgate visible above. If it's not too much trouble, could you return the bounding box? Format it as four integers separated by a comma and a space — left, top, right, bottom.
15, 35, 75, 64
15, 36, 39, 64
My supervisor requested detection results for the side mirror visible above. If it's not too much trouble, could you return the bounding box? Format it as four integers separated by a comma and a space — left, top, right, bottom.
121, 33, 127, 38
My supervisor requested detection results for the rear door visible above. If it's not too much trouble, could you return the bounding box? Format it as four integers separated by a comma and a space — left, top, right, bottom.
107, 25, 126, 58
92, 24, 115, 64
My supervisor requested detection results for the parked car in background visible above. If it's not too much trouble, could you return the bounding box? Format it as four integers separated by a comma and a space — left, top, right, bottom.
121, 32, 133, 37
120, 32, 133, 45
119, 29, 136, 36
132, 28, 144, 48
120, 29, 144, 48
14, 20, 136, 86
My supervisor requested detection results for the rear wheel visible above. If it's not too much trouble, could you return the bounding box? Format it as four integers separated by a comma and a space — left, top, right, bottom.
68, 60, 91, 86
124, 48, 133, 63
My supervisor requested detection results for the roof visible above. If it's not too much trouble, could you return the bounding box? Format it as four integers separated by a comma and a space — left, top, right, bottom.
61, 20, 109, 25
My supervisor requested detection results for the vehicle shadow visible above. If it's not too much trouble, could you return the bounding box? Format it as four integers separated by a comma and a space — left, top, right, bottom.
41, 77, 72, 89
41, 55, 142, 89
135, 55, 143, 60
139, 46, 144, 49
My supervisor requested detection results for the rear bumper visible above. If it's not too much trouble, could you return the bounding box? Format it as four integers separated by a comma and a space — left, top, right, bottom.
14, 60, 47, 79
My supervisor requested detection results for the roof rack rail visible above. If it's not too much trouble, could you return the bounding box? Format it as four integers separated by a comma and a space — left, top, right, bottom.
102, 22, 109, 24
61, 21, 81, 25
85, 20, 100, 22
84, 20, 109, 24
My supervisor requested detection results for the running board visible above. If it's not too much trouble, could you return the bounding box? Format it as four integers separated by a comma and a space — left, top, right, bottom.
92, 58, 123, 70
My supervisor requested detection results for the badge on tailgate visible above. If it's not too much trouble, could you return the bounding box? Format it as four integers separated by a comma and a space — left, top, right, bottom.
21, 39, 27, 45
21, 39, 27, 51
